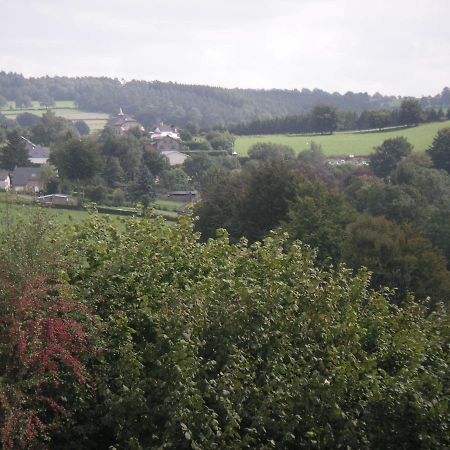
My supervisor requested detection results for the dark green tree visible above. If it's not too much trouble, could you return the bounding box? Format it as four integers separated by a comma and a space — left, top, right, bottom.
399, 97, 423, 125
102, 156, 125, 187
98, 128, 143, 181
15, 112, 41, 128
342, 215, 450, 306
185, 121, 199, 135
248, 142, 295, 161
51, 138, 103, 183
161, 167, 192, 191
0, 129, 29, 170
205, 130, 235, 152
283, 181, 356, 263
369, 136, 413, 178
30, 110, 73, 145
367, 110, 390, 130
427, 127, 450, 173
74, 120, 90, 136
183, 153, 214, 185
15, 94, 32, 108
131, 165, 155, 205
310, 104, 338, 134
142, 148, 169, 176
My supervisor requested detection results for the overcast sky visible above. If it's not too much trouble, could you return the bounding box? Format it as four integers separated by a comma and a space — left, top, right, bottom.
1, 0, 449, 96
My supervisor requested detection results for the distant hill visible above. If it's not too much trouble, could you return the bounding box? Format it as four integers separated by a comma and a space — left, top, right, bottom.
0, 71, 449, 128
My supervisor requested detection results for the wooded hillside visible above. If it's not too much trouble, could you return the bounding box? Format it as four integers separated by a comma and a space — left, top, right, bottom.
1, 72, 449, 128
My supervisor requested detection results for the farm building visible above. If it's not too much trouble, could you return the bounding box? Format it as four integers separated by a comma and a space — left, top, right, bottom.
107, 108, 145, 135
0, 170, 11, 191
167, 190, 199, 203
11, 167, 44, 193
37, 194, 72, 205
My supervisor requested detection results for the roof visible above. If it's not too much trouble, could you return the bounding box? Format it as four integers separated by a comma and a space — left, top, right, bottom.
29, 145, 50, 159
160, 150, 189, 166
0, 169, 9, 180
169, 191, 198, 195
108, 109, 144, 130
155, 122, 176, 133
12, 167, 41, 186
151, 122, 180, 141
152, 133, 181, 142
38, 194, 69, 199
20, 136, 50, 159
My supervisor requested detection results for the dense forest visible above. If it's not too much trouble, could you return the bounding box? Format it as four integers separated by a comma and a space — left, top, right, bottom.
1, 71, 450, 128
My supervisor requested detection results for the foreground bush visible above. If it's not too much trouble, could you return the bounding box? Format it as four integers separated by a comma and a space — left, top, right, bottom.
0, 214, 93, 449
55, 213, 448, 449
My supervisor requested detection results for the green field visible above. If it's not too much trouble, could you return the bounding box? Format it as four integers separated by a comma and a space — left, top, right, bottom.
0, 202, 94, 230
0, 193, 183, 230
1, 100, 109, 131
234, 121, 450, 157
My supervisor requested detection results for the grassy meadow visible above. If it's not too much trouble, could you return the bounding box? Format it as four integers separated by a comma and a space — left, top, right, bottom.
0, 193, 184, 231
234, 120, 450, 157
1, 100, 109, 131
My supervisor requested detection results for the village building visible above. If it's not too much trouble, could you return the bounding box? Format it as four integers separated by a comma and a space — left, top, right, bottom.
11, 167, 44, 193
0, 170, 11, 191
37, 194, 71, 205
21, 137, 50, 165
108, 108, 145, 135
151, 122, 180, 140
167, 190, 199, 203
150, 123, 182, 152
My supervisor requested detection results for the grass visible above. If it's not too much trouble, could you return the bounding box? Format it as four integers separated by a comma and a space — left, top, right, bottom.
154, 199, 185, 211
234, 120, 450, 157
0, 192, 182, 231
0, 202, 93, 231
1, 100, 109, 131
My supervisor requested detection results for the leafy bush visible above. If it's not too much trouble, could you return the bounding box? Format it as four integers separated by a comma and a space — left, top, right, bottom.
58, 213, 449, 449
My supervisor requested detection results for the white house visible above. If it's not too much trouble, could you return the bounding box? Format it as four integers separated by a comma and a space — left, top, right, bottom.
150, 123, 180, 141
0, 170, 11, 191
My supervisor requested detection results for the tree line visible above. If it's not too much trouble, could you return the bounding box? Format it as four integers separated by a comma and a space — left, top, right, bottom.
1, 71, 450, 128
230, 99, 450, 135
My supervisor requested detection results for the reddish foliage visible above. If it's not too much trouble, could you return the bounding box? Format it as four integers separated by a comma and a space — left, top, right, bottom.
0, 276, 91, 448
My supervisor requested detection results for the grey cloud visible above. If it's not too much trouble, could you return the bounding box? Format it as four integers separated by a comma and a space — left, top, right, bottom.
1, 0, 449, 96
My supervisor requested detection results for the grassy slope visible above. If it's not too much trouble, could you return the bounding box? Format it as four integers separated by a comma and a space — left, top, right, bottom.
1, 100, 109, 131
0, 193, 183, 230
234, 121, 450, 157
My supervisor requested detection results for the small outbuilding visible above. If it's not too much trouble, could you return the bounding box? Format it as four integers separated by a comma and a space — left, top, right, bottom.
167, 190, 199, 203
37, 194, 71, 205
0, 170, 11, 191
